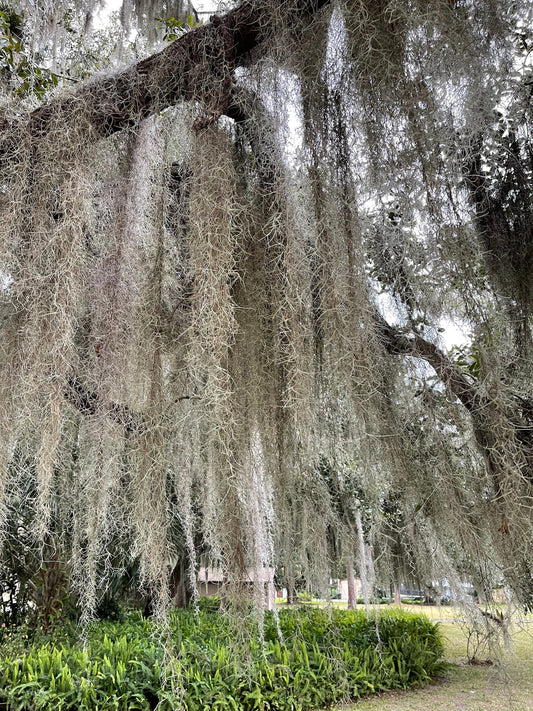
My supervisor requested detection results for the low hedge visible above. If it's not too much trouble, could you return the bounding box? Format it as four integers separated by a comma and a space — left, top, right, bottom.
0, 607, 445, 710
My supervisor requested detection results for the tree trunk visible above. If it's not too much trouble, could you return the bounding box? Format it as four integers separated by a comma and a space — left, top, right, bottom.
346, 555, 357, 609
393, 581, 402, 605
169, 558, 192, 609
287, 579, 296, 605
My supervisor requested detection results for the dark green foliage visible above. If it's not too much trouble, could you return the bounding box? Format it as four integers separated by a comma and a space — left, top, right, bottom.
95, 595, 125, 622
0, 608, 445, 710
190, 595, 221, 613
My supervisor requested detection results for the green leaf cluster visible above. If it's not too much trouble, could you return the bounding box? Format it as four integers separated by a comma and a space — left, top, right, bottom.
448, 344, 482, 380
155, 14, 199, 43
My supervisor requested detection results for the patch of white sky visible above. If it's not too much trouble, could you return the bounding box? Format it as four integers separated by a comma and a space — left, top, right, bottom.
194, 1, 220, 15
97, 0, 120, 24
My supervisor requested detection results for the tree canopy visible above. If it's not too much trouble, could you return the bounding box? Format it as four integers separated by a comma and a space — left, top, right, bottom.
0, 0, 532, 618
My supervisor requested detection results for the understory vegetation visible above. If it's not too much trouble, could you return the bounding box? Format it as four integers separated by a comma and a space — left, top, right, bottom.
0, 608, 445, 710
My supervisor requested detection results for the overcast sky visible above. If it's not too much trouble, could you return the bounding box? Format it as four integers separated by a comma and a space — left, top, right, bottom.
101, 1, 221, 20
194, 1, 219, 14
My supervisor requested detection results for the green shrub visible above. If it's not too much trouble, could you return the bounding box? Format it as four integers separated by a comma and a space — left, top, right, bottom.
402, 598, 425, 605
0, 607, 445, 710
296, 591, 314, 603
190, 595, 221, 613
356, 597, 391, 605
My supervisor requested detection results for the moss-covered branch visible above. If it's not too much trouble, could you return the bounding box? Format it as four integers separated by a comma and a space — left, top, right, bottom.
378, 315, 533, 483
19, 0, 331, 140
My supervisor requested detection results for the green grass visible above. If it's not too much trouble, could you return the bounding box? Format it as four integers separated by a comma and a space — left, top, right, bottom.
279, 600, 533, 622
335, 621, 533, 711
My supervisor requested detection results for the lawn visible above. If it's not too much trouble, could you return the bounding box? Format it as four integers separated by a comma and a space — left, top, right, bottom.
336, 620, 533, 711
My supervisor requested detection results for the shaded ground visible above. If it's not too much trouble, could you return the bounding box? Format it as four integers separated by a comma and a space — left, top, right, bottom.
336, 619, 533, 711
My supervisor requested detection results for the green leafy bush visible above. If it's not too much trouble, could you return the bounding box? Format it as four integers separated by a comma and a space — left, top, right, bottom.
95, 595, 125, 622
190, 595, 221, 613
0, 607, 445, 710
356, 597, 391, 605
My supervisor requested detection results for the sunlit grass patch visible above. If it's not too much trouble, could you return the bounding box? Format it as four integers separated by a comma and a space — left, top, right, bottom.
336, 621, 533, 711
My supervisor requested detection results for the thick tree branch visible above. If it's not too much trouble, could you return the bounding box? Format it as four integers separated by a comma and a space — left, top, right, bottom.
377, 316, 477, 412
377, 315, 533, 482
17, 0, 331, 141
65, 377, 145, 434
65, 377, 197, 433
